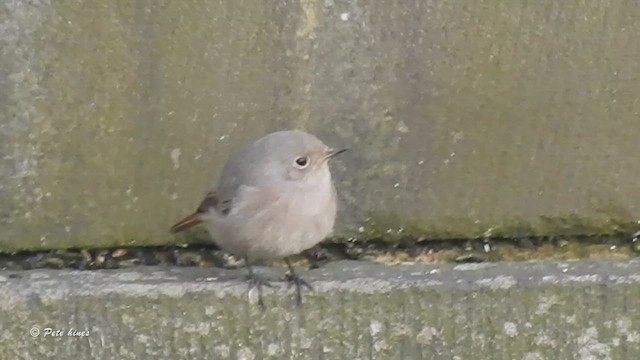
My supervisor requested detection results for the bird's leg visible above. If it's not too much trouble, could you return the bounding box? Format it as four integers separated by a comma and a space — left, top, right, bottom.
284, 258, 314, 307
245, 258, 272, 309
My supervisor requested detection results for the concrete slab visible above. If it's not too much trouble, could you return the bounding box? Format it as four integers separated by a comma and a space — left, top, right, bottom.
1, 259, 639, 359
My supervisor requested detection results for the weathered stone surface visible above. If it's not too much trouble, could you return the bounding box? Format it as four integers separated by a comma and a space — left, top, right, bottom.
1, 260, 639, 359
2, 1, 640, 250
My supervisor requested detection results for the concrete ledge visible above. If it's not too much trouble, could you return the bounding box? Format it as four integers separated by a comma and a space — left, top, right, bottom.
2, 260, 640, 359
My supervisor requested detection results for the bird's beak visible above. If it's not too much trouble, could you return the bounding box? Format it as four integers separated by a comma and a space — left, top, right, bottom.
323, 147, 349, 160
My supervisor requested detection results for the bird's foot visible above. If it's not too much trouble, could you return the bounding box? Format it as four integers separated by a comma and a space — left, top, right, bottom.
285, 271, 313, 307
285, 272, 313, 290
246, 273, 273, 309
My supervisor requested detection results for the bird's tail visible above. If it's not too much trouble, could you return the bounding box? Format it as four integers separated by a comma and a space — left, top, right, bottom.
169, 213, 203, 233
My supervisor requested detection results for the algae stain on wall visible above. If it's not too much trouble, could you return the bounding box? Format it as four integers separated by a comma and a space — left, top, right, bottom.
296, 0, 319, 40
0, 1, 55, 243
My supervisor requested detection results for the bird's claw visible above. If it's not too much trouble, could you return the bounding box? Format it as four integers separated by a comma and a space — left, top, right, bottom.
246, 274, 272, 309
285, 272, 313, 291
285, 272, 314, 307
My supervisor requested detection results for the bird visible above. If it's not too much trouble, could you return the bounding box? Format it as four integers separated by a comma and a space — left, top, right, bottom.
170, 130, 347, 307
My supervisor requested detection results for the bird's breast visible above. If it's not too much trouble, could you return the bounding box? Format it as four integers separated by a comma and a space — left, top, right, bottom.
206, 178, 337, 260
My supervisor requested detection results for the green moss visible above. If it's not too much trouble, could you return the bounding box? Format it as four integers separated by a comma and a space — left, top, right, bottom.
339, 210, 636, 244
343, 212, 486, 243
0, 211, 636, 254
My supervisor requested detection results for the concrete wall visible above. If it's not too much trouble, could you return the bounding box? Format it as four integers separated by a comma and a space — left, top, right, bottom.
2, 1, 640, 250
2, 260, 640, 359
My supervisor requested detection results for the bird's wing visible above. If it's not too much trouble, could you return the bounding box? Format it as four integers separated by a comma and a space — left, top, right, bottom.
212, 140, 269, 215
170, 139, 268, 234
169, 190, 231, 233
196, 190, 231, 216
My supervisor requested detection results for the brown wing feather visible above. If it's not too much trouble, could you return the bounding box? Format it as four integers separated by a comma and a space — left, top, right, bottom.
169, 191, 231, 233
196, 191, 220, 213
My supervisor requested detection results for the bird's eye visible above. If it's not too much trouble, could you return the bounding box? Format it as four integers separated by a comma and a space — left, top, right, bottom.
294, 156, 309, 168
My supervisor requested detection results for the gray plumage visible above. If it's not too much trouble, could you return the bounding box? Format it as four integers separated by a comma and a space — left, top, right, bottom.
205, 130, 340, 260
170, 130, 347, 307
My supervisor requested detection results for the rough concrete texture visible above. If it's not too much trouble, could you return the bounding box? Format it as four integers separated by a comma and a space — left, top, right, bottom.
1, 259, 640, 359
2, 1, 640, 250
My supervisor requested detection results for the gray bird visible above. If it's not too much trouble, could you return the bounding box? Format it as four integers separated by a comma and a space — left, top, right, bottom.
170, 130, 347, 307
